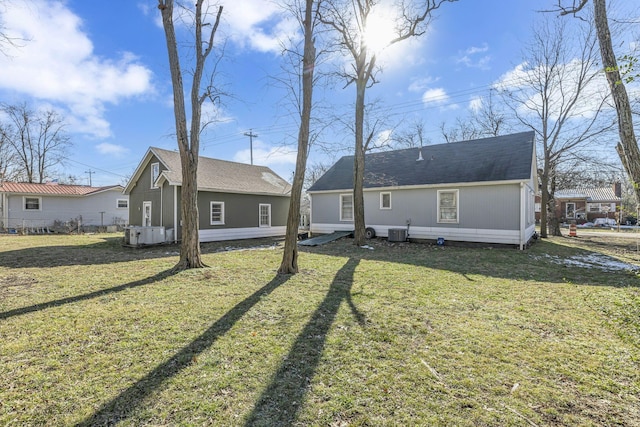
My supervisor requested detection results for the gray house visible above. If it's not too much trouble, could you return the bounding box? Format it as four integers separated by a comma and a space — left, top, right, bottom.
124, 147, 291, 243
0, 182, 128, 232
307, 132, 538, 249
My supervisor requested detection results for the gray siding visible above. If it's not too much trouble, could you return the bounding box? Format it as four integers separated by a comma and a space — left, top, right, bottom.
313, 184, 521, 231
128, 154, 164, 226
198, 192, 289, 229
3, 190, 128, 228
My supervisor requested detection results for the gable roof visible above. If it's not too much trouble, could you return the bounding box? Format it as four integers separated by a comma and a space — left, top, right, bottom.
308, 131, 536, 192
124, 147, 291, 196
555, 187, 621, 202
0, 182, 123, 196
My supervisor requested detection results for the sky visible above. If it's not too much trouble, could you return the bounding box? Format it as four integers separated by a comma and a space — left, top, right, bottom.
0, 0, 637, 187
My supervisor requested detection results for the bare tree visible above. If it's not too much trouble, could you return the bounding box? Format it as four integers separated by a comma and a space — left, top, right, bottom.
392, 118, 431, 149
278, 0, 318, 274
158, 0, 223, 270
552, 0, 640, 205
319, 0, 456, 245
440, 90, 510, 142
497, 16, 613, 237
0, 103, 71, 183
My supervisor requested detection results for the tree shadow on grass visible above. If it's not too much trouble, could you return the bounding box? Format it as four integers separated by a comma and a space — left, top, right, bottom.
0, 269, 176, 320
76, 273, 291, 427
244, 257, 364, 426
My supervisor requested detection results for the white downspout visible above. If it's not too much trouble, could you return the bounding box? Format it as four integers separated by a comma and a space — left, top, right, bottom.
173, 185, 178, 243
520, 182, 525, 250
1, 193, 6, 229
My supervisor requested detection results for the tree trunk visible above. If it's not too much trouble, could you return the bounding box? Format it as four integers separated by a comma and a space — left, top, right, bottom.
539, 166, 549, 238
593, 0, 640, 203
159, 0, 207, 270
353, 76, 367, 246
175, 149, 205, 270
278, 0, 315, 275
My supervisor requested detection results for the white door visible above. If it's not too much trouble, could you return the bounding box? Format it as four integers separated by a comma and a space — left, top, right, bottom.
142, 201, 152, 226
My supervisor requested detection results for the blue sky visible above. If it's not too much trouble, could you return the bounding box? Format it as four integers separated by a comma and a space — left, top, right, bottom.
0, 0, 635, 186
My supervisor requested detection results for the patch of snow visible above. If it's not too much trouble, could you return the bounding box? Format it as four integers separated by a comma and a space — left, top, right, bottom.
533, 253, 639, 272
360, 245, 375, 250
215, 244, 279, 253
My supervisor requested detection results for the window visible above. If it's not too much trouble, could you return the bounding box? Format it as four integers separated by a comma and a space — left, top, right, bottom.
210, 201, 225, 225
259, 204, 271, 227
340, 194, 353, 221
117, 199, 128, 209
380, 192, 391, 210
437, 190, 458, 223
24, 197, 41, 211
151, 162, 160, 188
566, 202, 576, 218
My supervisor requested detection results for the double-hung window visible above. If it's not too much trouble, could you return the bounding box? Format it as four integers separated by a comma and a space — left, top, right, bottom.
340, 194, 353, 221
24, 197, 41, 211
437, 190, 458, 223
117, 199, 128, 209
210, 201, 224, 225
259, 204, 271, 227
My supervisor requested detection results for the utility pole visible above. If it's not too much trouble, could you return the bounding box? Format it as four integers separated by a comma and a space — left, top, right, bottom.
244, 129, 258, 165
85, 170, 94, 187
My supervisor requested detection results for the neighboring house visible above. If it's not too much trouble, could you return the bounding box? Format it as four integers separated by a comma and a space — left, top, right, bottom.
554, 184, 622, 224
124, 147, 291, 242
307, 131, 538, 249
0, 182, 128, 231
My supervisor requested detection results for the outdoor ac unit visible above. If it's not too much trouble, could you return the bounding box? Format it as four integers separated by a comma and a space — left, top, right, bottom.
124, 226, 166, 246
388, 228, 407, 242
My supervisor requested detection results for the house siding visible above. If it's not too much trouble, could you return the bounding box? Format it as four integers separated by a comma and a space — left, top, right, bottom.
313, 184, 520, 230
311, 182, 533, 246
2, 190, 127, 229
196, 192, 289, 242
126, 154, 290, 243
128, 154, 164, 227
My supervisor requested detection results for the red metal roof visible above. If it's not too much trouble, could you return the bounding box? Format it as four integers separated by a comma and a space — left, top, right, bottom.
0, 182, 122, 196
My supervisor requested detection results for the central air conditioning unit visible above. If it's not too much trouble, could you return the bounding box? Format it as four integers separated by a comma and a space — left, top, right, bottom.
124, 226, 166, 246
388, 228, 407, 242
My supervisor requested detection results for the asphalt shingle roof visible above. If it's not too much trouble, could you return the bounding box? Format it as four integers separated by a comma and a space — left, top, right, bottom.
308, 131, 536, 192
0, 182, 122, 196
152, 147, 291, 196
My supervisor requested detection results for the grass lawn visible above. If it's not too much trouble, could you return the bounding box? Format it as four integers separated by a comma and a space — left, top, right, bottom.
0, 233, 639, 426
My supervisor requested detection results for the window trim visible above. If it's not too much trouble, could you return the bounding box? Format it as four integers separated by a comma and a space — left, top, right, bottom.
151, 162, 160, 189
259, 203, 271, 227
210, 201, 225, 225
380, 192, 392, 210
437, 189, 459, 224
23, 196, 42, 211
340, 193, 354, 222
116, 199, 129, 209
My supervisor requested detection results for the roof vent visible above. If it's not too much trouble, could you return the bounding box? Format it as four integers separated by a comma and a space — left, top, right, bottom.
416, 149, 424, 161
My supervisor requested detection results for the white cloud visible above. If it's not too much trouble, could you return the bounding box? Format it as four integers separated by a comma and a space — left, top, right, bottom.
469, 96, 483, 113
456, 43, 491, 70
408, 76, 440, 93
96, 143, 130, 157
494, 60, 611, 120
422, 88, 449, 105
233, 140, 297, 171
0, 0, 154, 138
